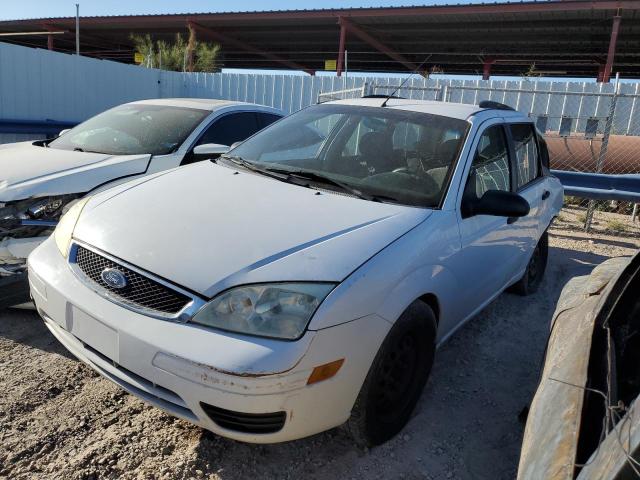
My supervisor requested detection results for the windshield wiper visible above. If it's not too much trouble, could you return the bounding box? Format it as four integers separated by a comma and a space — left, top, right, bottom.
265, 167, 399, 203
218, 155, 291, 183
72, 147, 105, 154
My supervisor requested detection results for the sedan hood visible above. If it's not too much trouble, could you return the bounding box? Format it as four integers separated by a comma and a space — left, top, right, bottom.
75, 162, 430, 297
0, 142, 150, 201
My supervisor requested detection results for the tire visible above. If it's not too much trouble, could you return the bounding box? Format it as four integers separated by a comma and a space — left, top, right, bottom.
348, 301, 437, 447
509, 231, 549, 296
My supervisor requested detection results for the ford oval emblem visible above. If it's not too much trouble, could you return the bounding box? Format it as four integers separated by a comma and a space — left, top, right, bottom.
101, 268, 128, 289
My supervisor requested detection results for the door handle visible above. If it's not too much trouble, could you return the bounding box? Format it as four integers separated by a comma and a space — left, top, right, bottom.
541, 190, 550, 200
507, 216, 519, 224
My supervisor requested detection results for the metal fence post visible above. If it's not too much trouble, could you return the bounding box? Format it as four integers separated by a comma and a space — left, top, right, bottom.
438, 84, 447, 102
584, 73, 620, 231
361, 81, 369, 97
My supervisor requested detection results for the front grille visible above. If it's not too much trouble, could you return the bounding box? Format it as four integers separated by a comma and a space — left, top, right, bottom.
200, 403, 287, 434
74, 245, 191, 315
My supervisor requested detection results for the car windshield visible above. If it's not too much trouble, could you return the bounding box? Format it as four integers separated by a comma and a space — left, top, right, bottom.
228, 104, 469, 208
48, 104, 210, 155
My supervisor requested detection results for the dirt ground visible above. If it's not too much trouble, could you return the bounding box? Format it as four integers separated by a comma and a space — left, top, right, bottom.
1, 225, 639, 480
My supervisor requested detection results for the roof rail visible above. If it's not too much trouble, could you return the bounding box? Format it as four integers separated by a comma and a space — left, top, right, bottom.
478, 100, 515, 111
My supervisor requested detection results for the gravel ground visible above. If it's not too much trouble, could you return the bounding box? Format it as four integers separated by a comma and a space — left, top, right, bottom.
1, 225, 638, 480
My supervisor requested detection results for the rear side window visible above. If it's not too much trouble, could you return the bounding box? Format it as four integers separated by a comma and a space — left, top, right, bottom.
197, 112, 260, 147
469, 125, 511, 197
537, 133, 550, 170
510, 124, 540, 189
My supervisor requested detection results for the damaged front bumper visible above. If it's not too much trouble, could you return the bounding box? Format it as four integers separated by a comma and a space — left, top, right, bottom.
0, 270, 30, 309
0, 236, 48, 308
1, 195, 80, 308
0, 232, 53, 309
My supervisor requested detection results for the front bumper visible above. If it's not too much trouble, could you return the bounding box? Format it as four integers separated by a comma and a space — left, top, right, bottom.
28, 236, 391, 443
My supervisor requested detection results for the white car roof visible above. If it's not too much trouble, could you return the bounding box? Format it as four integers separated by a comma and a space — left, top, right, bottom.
325, 98, 528, 122
129, 98, 269, 112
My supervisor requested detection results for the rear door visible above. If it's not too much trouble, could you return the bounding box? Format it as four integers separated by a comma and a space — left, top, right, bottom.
505, 123, 545, 280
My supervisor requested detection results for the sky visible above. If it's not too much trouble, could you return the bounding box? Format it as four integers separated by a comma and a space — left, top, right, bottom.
0, 0, 510, 20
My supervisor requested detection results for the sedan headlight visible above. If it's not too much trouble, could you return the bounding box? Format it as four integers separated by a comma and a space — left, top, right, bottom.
54, 197, 90, 258
192, 283, 335, 340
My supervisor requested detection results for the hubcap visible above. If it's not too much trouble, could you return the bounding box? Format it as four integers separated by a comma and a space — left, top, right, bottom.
373, 332, 419, 417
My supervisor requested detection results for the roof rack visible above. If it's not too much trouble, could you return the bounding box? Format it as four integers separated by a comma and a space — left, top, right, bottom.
478, 100, 515, 111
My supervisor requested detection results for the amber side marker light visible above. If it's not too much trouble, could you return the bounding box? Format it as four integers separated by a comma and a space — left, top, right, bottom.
307, 359, 345, 385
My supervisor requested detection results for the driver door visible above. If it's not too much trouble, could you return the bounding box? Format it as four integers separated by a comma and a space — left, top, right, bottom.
453, 123, 523, 319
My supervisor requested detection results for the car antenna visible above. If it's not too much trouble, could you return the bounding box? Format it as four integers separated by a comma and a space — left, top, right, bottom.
380, 57, 432, 108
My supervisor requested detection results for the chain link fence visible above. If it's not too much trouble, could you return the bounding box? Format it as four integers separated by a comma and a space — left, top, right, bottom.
318, 78, 640, 237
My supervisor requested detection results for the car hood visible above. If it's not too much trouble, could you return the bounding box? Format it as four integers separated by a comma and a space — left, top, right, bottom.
0, 142, 151, 201
75, 161, 431, 297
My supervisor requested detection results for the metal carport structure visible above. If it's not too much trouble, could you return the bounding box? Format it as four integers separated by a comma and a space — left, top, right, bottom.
0, 1, 639, 80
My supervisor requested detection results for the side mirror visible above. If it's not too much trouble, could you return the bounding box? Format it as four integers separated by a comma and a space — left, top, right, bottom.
462, 190, 530, 219
59, 129, 71, 137
230, 141, 243, 150
193, 143, 230, 157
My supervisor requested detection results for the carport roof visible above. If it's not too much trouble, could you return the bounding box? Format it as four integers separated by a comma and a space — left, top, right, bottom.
0, 1, 639, 78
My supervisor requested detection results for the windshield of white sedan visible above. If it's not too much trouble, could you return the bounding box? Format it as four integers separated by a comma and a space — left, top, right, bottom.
48, 104, 210, 155
228, 104, 468, 207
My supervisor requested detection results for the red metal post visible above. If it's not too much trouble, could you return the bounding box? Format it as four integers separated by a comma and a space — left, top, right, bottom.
336, 20, 346, 77
42, 23, 55, 50
603, 14, 622, 83
482, 58, 495, 80
339, 16, 419, 73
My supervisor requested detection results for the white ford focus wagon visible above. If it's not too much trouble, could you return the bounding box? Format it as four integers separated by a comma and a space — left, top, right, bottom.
29, 98, 563, 446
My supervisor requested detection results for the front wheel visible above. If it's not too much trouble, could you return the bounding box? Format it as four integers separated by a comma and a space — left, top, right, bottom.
347, 301, 436, 447
509, 231, 549, 296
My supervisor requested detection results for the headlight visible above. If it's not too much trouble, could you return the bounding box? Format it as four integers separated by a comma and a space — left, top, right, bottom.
54, 197, 90, 258
192, 283, 335, 340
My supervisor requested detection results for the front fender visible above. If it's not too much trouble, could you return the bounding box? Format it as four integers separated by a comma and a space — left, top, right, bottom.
376, 264, 460, 343
308, 210, 461, 334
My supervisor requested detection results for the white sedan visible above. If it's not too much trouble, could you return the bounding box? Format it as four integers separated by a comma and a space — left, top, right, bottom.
0, 99, 282, 307
28, 98, 563, 446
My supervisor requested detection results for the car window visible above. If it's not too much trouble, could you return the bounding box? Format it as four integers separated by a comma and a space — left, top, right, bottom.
229, 104, 469, 208
197, 112, 260, 147
256, 112, 282, 129
469, 125, 511, 197
259, 113, 343, 162
537, 133, 550, 170
341, 116, 385, 157
48, 104, 210, 156
510, 124, 540, 189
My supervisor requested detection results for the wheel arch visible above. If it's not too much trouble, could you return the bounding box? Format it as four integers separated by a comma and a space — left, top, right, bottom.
418, 293, 440, 326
